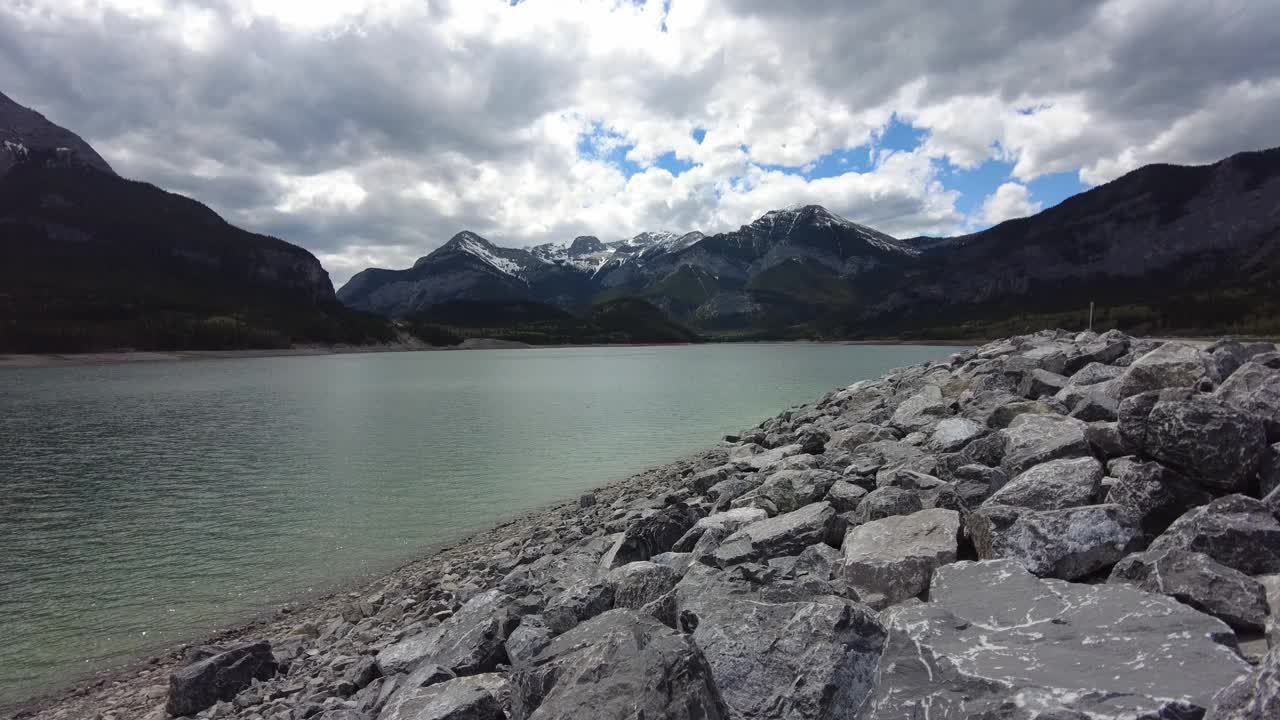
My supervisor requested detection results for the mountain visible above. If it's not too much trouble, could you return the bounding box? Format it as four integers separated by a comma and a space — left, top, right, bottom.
338, 204, 923, 327
0, 91, 114, 177
847, 147, 1280, 337
0, 92, 394, 353
339, 148, 1280, 337
338, 228, 693, 317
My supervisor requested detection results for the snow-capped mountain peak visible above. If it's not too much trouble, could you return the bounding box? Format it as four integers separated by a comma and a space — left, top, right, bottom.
748, 204, 919, 256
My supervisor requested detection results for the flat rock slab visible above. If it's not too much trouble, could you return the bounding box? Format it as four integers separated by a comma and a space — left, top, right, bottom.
756, 469, 839, 514
378, 674, 509, 720
861, 560, 1251, 720
376, 589, 520, 676
606, 561, 680, 609
1118, 342, 1213, 399
840, 508, 960, 608
510, 609, 729, 720
983, 456, 1102, 511
673, 563, 885, 719
999, 413, 1090, 477
709, 501, 835, 568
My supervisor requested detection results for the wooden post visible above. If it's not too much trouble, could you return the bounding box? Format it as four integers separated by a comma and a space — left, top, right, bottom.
1089, 302, 1095, 332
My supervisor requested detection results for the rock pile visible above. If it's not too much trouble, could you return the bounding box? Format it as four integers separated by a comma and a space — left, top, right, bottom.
18, 330, 1280, 720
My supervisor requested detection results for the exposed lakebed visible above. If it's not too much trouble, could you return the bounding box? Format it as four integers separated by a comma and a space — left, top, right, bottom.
0, 342, 954, 705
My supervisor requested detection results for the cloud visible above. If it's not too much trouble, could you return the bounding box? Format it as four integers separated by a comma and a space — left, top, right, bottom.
978, 182, 1043, 226
1, 0, 1277, 287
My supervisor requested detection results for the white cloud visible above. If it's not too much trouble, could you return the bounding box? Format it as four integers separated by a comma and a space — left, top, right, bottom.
978, 182, 1043, 226
1, 0, 1277, 286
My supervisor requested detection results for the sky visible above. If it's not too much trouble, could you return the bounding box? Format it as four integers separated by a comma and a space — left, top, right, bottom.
2, 0, 1279, 287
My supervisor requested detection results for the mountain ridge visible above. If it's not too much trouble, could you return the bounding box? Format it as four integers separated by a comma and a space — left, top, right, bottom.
0, 91, 402, 353
337, 147, 1280, 336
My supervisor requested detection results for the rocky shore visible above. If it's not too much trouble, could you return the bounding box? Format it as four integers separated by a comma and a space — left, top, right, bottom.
13, 329, 1280, 720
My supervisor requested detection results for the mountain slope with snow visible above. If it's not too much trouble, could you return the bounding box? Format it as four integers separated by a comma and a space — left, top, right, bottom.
338, 148, 1280, 334
0, 91, 115, 177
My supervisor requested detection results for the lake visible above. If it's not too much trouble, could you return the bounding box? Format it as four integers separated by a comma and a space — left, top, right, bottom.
0, 342, 955, 705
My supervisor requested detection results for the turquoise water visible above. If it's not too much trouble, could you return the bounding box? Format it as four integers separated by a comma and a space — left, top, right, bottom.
0, 343, 954, 704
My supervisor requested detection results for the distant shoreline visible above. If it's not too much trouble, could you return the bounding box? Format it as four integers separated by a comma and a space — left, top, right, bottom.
0, 337, 980, 370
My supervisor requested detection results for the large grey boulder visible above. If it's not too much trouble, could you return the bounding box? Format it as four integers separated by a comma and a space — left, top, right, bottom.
732, 443, 804, 471
601, 504, 701, 568
1018, 343, 1070, 374
505, 616, 554, 666
890, 385, 949, 432
1209, 643, 1280, 720
671, 508, 767, 552
1105, 457, 1212, 537
967, 503, 1142, 580
1064, 336, 1128, 373
926, 417, 985, 453
709, 502, 836, 568
509, 609, 728, 720
1116, 386, 1195, 449
845, 440, 925, 480
605, 561, 680, 610
499, 536, 611, 598
1109, 548, 1269, 633
1135, 396, 1268, 494
860, 560, 1250, 720
1067, 361, 1124, 387
1216, 361, 1280, 441
542, 577, 614, 633
1118, 342, 1215, 399
755, 468, 839, 514
1084, 420, 1133, 458
1059, 379, 1121, 422
378, 674, 509, 720
672, 563, 886, 719
999, 414, 1090, 476
707, 475, 758, 511
1148, 495, 1280, 575
376, 590, 521, 675
1260, 443, 1280, 497
1206, 338, 1251, 381
959, 389, 1024, 427
826, 423, 898, 453
983, 457, 1102, 511
825, 479, 868, 512
839, 508, 960, 608
1019, 368, 1068, 400
166, 641, 279, 717
988, 400, 1062, 431
851, 486, 923, 524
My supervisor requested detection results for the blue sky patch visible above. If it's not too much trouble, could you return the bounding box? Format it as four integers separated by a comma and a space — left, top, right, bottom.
579, 112, 1091, 229
876, 116, 927, 153
577, 123, 642, 176
654, 151, 694, 175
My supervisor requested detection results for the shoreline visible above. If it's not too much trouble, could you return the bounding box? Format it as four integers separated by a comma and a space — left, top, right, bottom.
1, 447, 727, 718
0, 338, 979, 370
9, 328, 1273, 719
